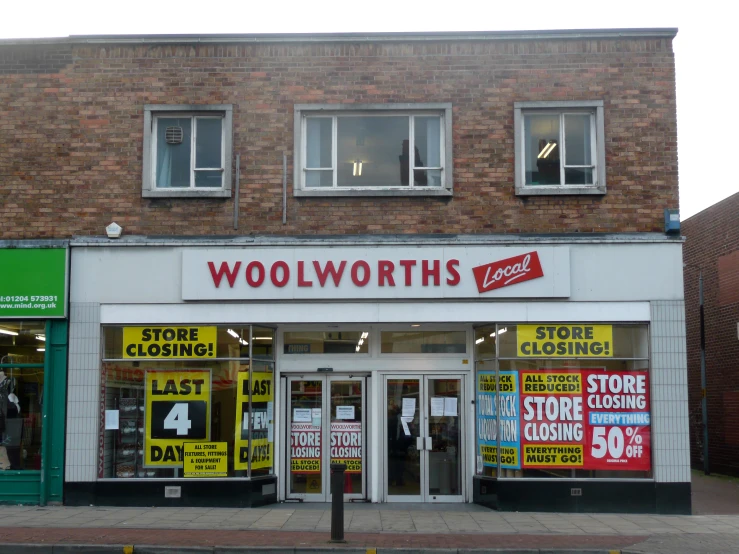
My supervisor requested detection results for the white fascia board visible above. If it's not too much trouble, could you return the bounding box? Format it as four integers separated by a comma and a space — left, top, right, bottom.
100, 301, 651, 325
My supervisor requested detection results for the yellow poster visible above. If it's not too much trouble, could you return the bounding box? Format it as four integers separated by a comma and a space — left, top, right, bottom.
183, 442, 228, 477
234, 371, 274, 471
477, 372, 517, 393
517, 325, 613, 358
144, 369, 211, 467
123, 326, 217, 359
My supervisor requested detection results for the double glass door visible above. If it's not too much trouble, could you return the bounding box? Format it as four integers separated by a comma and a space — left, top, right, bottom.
286, 375, 365, 501
385, 375, 464, 502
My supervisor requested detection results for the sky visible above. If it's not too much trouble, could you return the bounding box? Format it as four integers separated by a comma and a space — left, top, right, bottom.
1, 0, 736, 221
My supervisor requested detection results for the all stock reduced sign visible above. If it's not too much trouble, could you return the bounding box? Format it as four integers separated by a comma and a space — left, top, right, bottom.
144, 369, 211, 467
519, 369, 651, 471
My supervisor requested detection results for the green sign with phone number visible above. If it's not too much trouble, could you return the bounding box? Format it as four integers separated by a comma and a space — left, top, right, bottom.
0, 248, 67, 318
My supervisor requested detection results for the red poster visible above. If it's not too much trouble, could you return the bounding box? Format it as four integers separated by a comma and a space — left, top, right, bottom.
519, 369, 651, 472
290, 423, 321, 473
581, 369, 651, 471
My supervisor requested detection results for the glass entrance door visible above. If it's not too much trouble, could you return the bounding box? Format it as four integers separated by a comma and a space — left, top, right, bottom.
384, 375, 464, 502
286, 375, 365, 502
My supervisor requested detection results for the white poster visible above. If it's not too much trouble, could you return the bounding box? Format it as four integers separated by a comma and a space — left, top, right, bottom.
444, 397, 458, 417
336, 405, 355, 420
293, 408, 311, 423
402, 398, 416, 418
430, 397, 445, 417
400, 416, 413, 436
311, 408, 322, 427
105, 410, 120, 430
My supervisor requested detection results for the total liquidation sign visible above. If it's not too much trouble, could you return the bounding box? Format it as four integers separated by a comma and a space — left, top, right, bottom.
181, 247, 571, 300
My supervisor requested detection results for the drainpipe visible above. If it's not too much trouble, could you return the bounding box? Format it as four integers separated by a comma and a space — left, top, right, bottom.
699, 271, 709, 475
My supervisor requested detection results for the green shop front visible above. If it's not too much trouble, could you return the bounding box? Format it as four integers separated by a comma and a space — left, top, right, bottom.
0, 243, 68, 505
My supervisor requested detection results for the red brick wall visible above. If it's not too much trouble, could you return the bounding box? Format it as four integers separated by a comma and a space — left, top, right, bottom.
682, 191, 739, 475
0, 37, 678, 239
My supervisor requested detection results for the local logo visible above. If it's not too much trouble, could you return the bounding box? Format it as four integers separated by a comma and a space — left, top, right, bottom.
472, 251, 544, 293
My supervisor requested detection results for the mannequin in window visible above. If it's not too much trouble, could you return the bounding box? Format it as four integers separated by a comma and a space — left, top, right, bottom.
0, 371, 22, 469
399, 140, 428, 186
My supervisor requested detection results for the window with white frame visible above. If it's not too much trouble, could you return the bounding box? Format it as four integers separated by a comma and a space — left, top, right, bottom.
142, 105, 233, 198
514, 101, 605, 196
294, 104, 453, 197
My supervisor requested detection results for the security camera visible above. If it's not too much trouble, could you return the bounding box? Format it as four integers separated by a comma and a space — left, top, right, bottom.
106, 222, 123, 239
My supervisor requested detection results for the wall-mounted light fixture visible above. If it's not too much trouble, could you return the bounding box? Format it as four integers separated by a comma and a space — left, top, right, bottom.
106, 222, 123, 239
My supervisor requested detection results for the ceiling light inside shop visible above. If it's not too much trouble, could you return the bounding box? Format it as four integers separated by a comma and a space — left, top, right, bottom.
361, 332, 369, 339
227, 329, 239, 338
490, 327, 508, 338
239, 339, 248, 346
254, 337, 273, 340
475, 337, 485, 344
36, 334, 46, 341
37, 348, 45, 352
411, 324, 421, 327
0, 328, 19, 336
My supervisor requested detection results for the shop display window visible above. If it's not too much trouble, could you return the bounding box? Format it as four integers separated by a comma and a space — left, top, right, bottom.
381, 330, 466, 354
0, 321, 46, 471
283, 330, 370, 354
474, 323, 652, 480
100, 325, 275, 479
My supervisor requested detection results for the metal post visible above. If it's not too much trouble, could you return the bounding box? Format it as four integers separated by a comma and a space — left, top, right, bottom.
699, 271, 709, 475
330, 463, 346, 543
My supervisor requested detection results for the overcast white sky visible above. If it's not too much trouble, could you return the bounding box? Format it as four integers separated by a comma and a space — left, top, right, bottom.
2, 0, 735, 220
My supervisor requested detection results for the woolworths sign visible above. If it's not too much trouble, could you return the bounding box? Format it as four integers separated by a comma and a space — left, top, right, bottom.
0, 248, 67, 318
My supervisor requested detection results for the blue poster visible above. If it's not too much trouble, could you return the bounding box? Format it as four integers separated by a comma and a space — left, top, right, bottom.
477, 370, 521, 470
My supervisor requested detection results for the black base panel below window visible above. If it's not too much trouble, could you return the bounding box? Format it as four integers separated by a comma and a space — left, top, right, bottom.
473, 476, 691, 514
64, 478, 278, 507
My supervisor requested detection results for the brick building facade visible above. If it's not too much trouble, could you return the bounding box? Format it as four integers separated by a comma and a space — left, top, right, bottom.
0, 30, 691, 513
1, 32, 677, 238
682, 192, 739, 476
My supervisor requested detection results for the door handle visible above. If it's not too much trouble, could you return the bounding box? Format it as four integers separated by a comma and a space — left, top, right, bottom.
416, 436, 424, 451
425, 437, 432, 451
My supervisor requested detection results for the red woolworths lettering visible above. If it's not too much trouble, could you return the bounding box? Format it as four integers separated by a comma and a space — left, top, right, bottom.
472, 252, 544, 293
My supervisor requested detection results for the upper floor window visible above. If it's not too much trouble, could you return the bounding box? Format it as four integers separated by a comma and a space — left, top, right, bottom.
514, 101, 605, 196
142, 105, 233, 198
294, 104, 453, 197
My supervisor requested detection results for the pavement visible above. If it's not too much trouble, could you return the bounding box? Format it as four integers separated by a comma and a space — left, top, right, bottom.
0, 472, 737, 554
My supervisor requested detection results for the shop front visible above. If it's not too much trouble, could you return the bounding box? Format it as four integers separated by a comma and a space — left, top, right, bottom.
0, 243, 69, 505
64, 235, 689, 512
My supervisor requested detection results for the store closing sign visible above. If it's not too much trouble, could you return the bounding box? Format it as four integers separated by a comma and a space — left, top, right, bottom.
517, 325, 613, 358
234, 371, 274, 471
123, 326, 217, 359
144, 369, 211, 467
519, 369, 651, 471
291, 423, 321, 473
331, 422, 362, 473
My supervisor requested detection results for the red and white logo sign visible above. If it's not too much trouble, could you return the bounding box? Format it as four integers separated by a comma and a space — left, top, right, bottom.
472, 251, 544, 293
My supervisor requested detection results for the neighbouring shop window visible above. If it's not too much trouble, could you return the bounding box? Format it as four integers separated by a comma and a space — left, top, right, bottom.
283, 330, 370, 354
0, 321, 46, 471
475, 323, 652, 480
381, 330, 466, 354
100, 325, 274, 479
